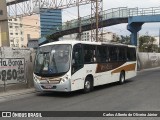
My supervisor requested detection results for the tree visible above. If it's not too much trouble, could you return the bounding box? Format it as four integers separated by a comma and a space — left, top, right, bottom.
120, 35, 131, 44
139, 35, 158, 52
112, 35, 131, 44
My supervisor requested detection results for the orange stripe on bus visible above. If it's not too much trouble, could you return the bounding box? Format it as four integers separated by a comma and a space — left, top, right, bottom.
111, 63, 136, 74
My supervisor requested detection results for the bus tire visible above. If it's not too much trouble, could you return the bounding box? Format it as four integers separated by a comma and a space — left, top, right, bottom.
119, 71, 125, 84
83, 77, 93, 93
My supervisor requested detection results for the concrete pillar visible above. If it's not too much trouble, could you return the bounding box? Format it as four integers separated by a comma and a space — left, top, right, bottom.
0, 0, 9, 47
127, 22, 144, 46
130, 32, 138, 45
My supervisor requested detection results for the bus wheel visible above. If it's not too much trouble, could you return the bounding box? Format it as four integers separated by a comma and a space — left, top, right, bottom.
119, 71, 125, 84
84, 77, 92, 93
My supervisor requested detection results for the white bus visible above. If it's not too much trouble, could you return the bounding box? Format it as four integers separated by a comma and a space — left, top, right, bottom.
33, 40, 137, 93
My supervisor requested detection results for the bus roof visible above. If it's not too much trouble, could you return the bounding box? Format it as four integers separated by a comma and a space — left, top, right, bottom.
40, 40, 136, 48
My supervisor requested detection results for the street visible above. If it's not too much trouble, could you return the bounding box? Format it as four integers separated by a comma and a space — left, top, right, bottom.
0, 68, 160, 119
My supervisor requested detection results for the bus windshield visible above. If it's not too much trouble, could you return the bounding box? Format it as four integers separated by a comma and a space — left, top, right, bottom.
34, 44, 71, 77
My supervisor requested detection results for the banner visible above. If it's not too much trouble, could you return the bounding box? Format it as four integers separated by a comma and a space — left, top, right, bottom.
0, 58, 26, 85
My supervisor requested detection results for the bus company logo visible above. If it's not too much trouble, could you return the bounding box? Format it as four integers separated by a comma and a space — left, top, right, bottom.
47, 79, 50, 83
2, 112, 11, 117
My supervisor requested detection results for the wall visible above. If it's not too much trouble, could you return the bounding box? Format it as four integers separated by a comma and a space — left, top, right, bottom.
137, 52, 160, 70
0, 47, 35, 92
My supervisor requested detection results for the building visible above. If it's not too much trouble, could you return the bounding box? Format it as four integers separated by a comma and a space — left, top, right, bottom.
102, 32, 117, 42
22, 14, 40, 48
62, 33, 79, 40
63, 30, 117, 42
8, 18, 24, 47
81, 31, 91, 41
8, 9, 62, 48
40, 8, 62, 37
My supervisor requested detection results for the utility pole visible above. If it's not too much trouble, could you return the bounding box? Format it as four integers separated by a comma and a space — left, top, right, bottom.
95, 0, 99, 42
77, 0, 81, 41
91, 0, 103, 42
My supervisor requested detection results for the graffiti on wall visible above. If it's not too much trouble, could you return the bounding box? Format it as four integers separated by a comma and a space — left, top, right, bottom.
0, 58, 25, 84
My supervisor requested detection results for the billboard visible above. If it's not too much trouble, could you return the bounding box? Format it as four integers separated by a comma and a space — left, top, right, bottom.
0, 58, 26, 85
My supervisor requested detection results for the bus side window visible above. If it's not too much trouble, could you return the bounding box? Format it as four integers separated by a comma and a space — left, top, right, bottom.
118, 47, 127, 61
127, 48, 136, 61
97, 46, 109, 63
109, 47, 118, 62
84, 45, 96, 63
72, 44, 83, 74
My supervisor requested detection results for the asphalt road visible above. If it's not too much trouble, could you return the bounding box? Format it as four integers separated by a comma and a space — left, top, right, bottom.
0, 68, 160, 120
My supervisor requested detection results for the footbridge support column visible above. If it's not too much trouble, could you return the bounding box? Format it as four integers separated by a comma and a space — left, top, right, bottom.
127, 22, 144, 46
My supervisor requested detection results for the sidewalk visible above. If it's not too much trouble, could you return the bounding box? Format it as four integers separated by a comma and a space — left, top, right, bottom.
0, 88, 35, 98
138, 66, 160, 73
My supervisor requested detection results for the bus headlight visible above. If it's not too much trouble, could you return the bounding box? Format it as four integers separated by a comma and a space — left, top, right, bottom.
60, 75, 69, 84
60, 78, 67, 84
34, 74, 40, 83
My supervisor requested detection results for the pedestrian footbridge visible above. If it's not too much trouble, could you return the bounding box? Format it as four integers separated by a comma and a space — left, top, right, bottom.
39, 6, 160, 46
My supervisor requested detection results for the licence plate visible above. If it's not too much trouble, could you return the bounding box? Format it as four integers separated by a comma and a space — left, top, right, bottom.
43, 85, 53, 89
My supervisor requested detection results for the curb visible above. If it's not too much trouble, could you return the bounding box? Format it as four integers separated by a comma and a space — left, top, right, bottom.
137, 67, 160, 73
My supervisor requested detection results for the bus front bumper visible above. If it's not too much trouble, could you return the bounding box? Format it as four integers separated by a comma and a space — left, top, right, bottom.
34, 80, 71, 92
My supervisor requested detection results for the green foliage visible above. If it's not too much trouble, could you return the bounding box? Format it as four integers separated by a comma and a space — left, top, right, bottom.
120, 35, 131, 44
139, 35, 159, 52
112, 35, 131, 44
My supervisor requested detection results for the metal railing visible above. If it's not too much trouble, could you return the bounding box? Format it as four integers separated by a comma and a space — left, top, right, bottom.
44, 6, 160, 38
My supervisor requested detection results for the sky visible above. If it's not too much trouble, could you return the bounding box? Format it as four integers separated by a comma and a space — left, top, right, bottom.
62, 0, 160, 36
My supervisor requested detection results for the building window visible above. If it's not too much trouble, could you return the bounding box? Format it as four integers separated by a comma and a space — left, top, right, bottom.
10, 33, 13, 35
10, 40, 13, 42
15, 33, 18, 35
9, 26, 13, 28
14, 18, 17, 21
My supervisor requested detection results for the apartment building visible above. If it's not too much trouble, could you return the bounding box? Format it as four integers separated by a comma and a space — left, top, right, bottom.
8, 9, 62, 48
63, 30, 117, 42
8, 18, 24, 47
